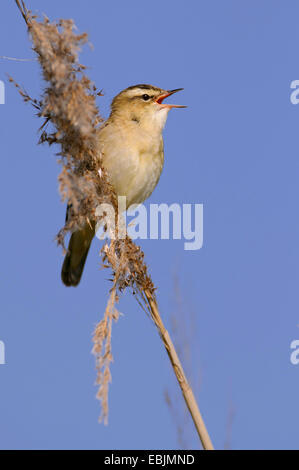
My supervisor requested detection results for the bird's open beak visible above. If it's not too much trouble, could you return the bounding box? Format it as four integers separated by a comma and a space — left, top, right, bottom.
155, 88, 186, 109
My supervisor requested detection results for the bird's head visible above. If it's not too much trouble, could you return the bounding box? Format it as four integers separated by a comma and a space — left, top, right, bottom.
110, 84, 186, 132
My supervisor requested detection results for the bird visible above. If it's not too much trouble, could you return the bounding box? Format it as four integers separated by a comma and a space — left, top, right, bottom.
61, 84, 185, 286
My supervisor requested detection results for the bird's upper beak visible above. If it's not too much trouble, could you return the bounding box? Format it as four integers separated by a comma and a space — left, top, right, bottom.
155, 88, 186, 109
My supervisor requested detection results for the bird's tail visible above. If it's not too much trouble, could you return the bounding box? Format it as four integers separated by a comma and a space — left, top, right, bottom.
61, 223, 95, 287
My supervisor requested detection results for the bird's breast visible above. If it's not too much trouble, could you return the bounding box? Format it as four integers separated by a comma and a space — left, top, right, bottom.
99, 123, 164, 207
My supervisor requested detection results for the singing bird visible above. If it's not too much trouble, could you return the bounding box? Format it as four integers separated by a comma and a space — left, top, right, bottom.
61, 84, 185, 286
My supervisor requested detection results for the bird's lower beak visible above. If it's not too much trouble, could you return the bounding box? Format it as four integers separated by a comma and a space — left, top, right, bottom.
155, 88, 186, 109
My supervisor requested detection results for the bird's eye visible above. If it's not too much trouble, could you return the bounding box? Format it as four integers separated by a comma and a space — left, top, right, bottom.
142, 94, 150, 101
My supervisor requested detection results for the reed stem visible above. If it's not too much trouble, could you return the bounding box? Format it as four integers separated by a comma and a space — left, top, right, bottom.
145, 289, 214, 450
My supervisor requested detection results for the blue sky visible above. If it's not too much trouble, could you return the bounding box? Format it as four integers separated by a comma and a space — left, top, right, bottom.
1, 0, 299, 450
